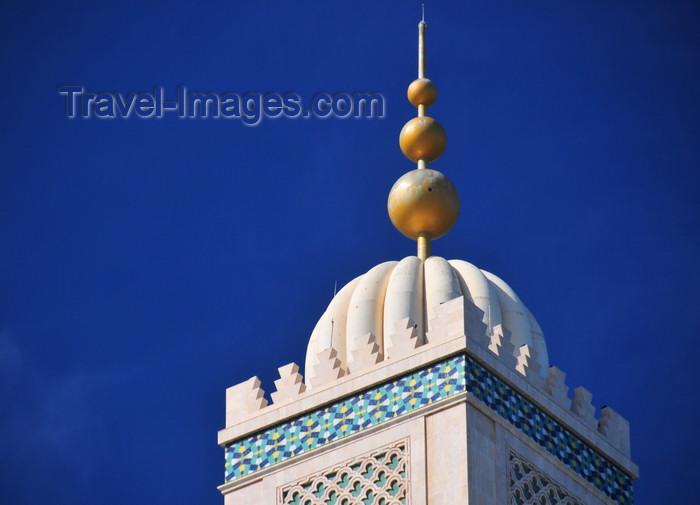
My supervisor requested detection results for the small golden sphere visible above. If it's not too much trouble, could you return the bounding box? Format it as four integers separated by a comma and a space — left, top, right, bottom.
387, 168, 460, 240
407, 78, 438, 107
399, 117, 447, 162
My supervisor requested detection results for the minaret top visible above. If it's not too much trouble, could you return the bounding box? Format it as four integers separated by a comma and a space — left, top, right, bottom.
388, 12, 460, 261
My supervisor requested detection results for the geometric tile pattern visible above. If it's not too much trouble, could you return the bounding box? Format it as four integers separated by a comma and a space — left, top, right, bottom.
225, 356, 463, 483
508, 450, 582, 505
224, 354, 633, 505
278, 439, 408, 504
465, 358, 633, 505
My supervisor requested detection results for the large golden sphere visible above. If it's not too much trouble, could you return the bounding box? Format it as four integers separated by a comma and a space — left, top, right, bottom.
387, 168, 460, 240
399, 117, 447, 162
407, 78, 438, 107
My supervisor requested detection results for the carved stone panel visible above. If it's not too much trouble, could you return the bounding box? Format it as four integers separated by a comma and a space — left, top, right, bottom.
508, 450, 582, 505
279, 439, 409, 505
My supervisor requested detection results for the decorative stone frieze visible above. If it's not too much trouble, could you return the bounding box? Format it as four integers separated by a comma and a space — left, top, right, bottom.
544, 366, 571, 410
385, 317, 421, 360
488, 323, 517, 369
598, 406, 631, 459
271, 363, 307, 405
571, 386, 598, 430
515, 344, 544, 387
310, 348, 345, 388
349, 332, 382, 374
225, 376, 268, 426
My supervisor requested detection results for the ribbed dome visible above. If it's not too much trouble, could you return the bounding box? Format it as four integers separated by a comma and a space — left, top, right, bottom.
305, 256, 549, 383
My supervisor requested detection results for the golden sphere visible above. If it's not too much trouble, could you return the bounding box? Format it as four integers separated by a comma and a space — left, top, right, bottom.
407, 78, 438, 107
399, 117, 447, 162
387, 168, 460, 240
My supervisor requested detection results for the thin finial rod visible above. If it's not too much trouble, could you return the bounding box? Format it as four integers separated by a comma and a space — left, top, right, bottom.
330, 280, 337, 343
418, 18, 426, 79
421, 3, 425, 23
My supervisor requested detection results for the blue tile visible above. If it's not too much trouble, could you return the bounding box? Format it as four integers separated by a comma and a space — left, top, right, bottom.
224, 354, 633, 505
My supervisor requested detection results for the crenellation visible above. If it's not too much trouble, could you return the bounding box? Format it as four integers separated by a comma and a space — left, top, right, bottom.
515, 344, 544, 388
310, 348, 345, 388
225, 334, 631, 474
544, 366, 571, 410
488, 324, 517, 369
386, 317, 421, 360
271, 363, 306, 405
225, 376, 268, 427
348, 332, 383, 373
426, 296, 467, 344
571, 386, 598, 430
598, 406, 631, 459
464, 297, 489, 348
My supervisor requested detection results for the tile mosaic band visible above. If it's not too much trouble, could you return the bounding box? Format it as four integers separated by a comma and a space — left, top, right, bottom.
225, 357, 463, 481
464, 358, 633, 505
224, 354, 633, 505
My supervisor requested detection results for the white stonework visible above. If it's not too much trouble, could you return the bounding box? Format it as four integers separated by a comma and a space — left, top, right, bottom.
223, 417, 427, 505
220, 259, 637, 505
305, 256, 551, 384
278, 438, 408, 504
225, 376, 267, 427
271, 364, 306, 406
508, 450, 582, 505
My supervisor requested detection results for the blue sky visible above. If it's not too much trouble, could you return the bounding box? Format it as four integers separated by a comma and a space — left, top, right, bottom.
1, 1, 698, 504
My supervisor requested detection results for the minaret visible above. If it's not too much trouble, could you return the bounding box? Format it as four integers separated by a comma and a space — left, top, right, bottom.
217, 12, 637, 505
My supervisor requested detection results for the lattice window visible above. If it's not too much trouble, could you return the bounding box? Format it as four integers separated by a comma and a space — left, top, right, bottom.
279, 439, 409, 505
509, 451, 582, 505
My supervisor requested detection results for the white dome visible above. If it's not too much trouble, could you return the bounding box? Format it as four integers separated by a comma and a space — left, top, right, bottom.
305, 256, 549, 383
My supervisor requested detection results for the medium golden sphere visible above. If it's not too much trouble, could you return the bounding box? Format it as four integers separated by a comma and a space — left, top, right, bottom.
407, 78, 438, 107
399, 117, 447, 162
387, 168, 460, 240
